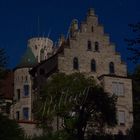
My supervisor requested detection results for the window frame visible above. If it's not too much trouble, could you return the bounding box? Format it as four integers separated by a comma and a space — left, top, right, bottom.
112, 82, 125, 96
94, 41, 99, 52
87, 40, 92, 51
91, 59, 96, 72
17, 89, 20, 101
109, 62, 115, 74
118, 110, 125, 126
23, 84, 29, 97
73, 57, 79, 70
23, 107, 29, 120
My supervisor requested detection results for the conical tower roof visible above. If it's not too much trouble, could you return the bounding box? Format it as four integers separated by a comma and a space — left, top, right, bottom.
16, 47, 38, 69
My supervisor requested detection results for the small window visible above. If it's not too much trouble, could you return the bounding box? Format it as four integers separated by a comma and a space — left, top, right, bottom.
91, 59, 96, 72
91, 26, 94, 32
16, 111, 20, 120
87, 40, 92, 50
35, 45, 37, 50
40, 68, 45, 75
25, 76, 28, 81
109, 62, 115, 74
73, 57, 79, 70
17, 89, 20, 100
23, 85, 29, 96
112, 82, 124, 96
95, 41, 99, 51
118, 111, 125, 125
23, 107, 29, 120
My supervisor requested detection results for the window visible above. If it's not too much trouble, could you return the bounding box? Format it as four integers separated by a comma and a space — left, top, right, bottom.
91, 26, 94, 32
91, 59, 96, 72
35, 45, 37, 50
17, 89, 20, 100
118, 111, 125, 125
23, 107, 29, 120
73, 57, 79, 70
23, 85, 29, 96
112, 82, 124, 96
25, 76, 28, 81
95, 41, 99, 51
109, 62, 115, 74
16, 111, 20, 120
87, 40, 92, 50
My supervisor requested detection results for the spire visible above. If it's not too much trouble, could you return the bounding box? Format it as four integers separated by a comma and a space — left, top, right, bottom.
87, 8, 95, 16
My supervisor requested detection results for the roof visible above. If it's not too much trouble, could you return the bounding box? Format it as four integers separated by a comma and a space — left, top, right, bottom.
16, 47, 38, 69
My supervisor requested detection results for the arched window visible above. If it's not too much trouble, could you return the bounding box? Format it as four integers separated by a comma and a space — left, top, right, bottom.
91, 59, 96, 72
73, 57, 79, 70
95, 41, 99, 51
109, 62, 115, 74
91, 26, 94, 32
88, 40, 92, 50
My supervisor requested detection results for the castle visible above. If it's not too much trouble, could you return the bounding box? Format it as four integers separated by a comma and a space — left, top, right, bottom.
10, 8, 133, 136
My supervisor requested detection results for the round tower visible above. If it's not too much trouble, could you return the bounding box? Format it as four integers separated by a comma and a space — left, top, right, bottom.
27, 37, 53, 62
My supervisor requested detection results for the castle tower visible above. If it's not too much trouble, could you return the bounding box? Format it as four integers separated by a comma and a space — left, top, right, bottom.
10, 47, 42, 136
27, 37, 53, 62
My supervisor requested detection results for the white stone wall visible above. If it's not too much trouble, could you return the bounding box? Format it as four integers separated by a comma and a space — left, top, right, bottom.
28, 37, 53, 62
19, 122, 42, 137
101, 76, 133, 134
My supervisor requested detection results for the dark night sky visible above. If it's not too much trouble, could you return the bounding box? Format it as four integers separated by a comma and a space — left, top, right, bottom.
0, 0, 139, 72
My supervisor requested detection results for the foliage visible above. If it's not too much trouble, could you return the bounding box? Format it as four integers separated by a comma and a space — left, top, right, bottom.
0, 48, 7, 79
31, 130, 76, 140
34, 72, 117, 140
125, 23, 140, 63
130, 65, 140, 140
0, 113, 25, 140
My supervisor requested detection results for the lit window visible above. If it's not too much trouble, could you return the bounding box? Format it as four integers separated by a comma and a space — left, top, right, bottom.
95, 41, 99, 51
118, 111, 125, 125
73, 57, 79, 70
23, 107, 29, 120
23, 85, 29, 96
112, 82, 124, 96
87, 40, 92, 50
91, 59, 96, 72
109, 62, 115, 74
16, 111, 20, 120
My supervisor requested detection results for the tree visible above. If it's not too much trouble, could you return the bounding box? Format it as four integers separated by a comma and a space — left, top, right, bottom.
130, 65, 140, 140
34, 73, 117, 140
0, 113, 25, 140
0, 48, 7, 79
125, 23, 140, 63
